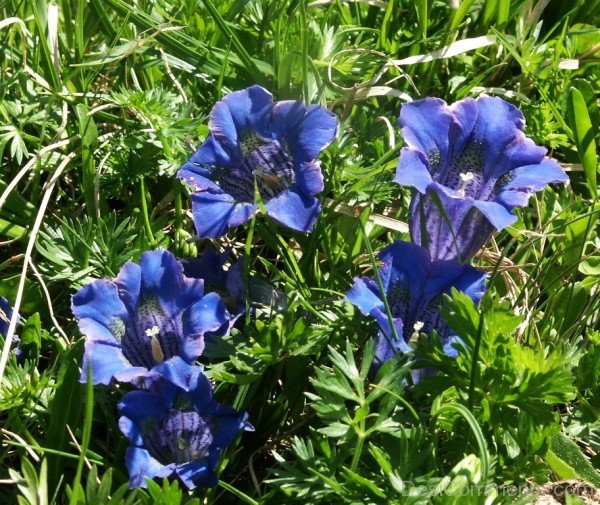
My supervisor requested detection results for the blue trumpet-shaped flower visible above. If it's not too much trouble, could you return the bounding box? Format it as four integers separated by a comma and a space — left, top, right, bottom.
72, 249, 232, 385
177, 85, 338, 237
346, 241, 486, 370
118, 357, 253, 489
395, 96, 569, 261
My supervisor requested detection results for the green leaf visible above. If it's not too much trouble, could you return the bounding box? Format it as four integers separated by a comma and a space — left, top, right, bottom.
567, 87, 597, 198
76, 104, 98, 219
18, 312, 41, 362
341, 466, 386, 498
546, 433, 600, 487
45, 340, 84, 492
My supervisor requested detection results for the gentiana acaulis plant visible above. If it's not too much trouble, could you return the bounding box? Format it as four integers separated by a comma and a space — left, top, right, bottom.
394, 96, 569, 262
177, 85, 338, 237
346, 241, 486, 374
71, 249, 233, 386
118, 357, 253, 489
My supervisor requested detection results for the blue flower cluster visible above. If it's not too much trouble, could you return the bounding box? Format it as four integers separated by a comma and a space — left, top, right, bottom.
347, 96, 567, 372
68, 86, 568, 489
72, 249, 253, 489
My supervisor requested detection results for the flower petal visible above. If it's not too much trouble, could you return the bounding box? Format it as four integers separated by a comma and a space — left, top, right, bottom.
125, 447, 175, 489
138, 249, 204, 316
289, 105, 338, 164
148, 357, 205, 392
346, 277, 383, 316
471, 96, 543, 178
175, 459, 219, 489
295, 162, 324, 197
410, 183, 496, 262
81, 339, 132, 385
496, 158, 568, 209
118, 391, 170, 444
211, 411, 251, 448
373, 330, 411, 372
270, 100, 307, 140
399, 97, 477, 170
210, 86, 273, 154
472, 200, 518, 231
180, 293, 230, 361
394, 148, 434, 193
177, 135, 233, 191
264, 188, 320, 232
190, 190, 256, 238
72, 279, 129, 329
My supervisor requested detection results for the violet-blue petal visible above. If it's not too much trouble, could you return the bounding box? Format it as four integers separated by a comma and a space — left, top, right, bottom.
472, 200, 519, 231
81, 339, 132, 385
119, 368, 250, 490
411, 184, 496, 262
373, 330, 411, 373
270, 100, 307, 140
346, 277, 384, 316
210, 86, 273, 153
399, 97, 477, 169
295, 162, 324, 197
182, 247, 229, 290
186, 372, 216, 412
177, 136, 233, 192
190, 190, 256, 238
125, 447, 175, 489
265, 188, 320, 232
175, 459, 219, 490
346, 241, 487, 373
289, 105, 338, 164
118, 391, 169, 445
394, 148, 434, 193
72, 279, 129, 330
471, 96, 534, 177
149, 357, 204, 392
496, 158, 569, 209
396, 96, 568, 262
180, 293, 229, 360
139, 249, 204, 314
346, 277, 408, 360
211, 411, 251, 449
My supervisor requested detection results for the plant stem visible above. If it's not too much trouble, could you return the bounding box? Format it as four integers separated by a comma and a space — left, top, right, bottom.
139, 177, 155, 246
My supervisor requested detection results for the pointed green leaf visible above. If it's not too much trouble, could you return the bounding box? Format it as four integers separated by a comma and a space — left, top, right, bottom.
567, 87, 597, 198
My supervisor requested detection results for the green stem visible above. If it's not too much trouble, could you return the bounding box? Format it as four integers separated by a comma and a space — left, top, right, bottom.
139, 177, 155, 246
350, 422, 365, 472
300, 0, 310, 102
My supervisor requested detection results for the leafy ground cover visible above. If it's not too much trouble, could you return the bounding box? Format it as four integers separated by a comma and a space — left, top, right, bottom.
1, 0, 599, 503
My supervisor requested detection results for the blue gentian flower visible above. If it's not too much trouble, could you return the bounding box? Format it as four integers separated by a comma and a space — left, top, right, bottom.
118, 357, 253, 489
346, 241, 486, 371
394, 96, 569, 261
72, 249, 232, 385
177, 85, 338, 237
182, 247, 245, 312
